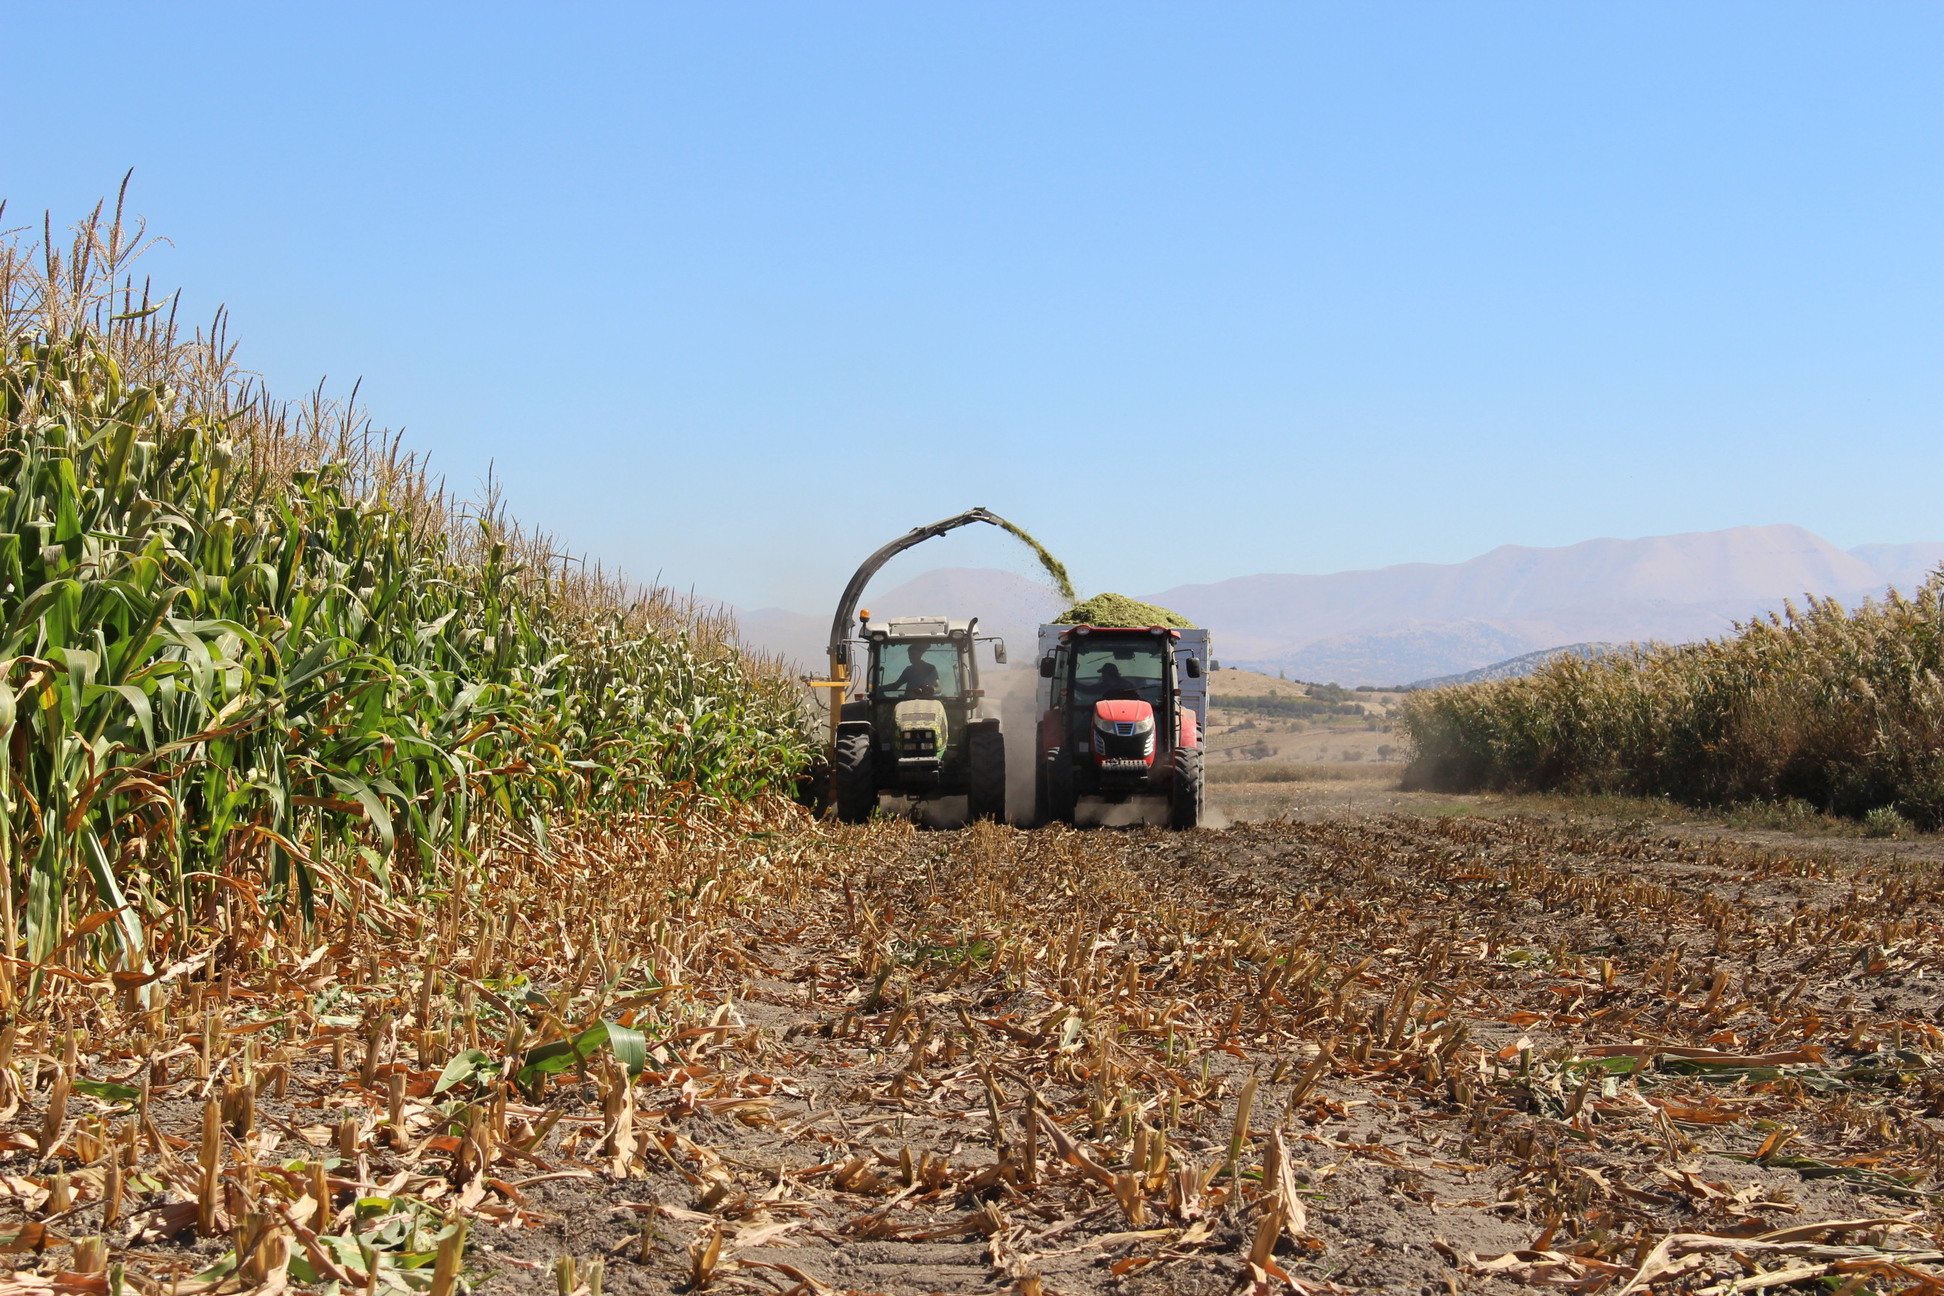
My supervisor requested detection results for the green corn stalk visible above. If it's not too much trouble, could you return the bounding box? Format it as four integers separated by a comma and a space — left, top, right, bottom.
0, 194, 815, 993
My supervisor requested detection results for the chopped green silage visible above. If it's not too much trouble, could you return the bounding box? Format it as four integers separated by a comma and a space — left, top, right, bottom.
1053, 592, 1196, 628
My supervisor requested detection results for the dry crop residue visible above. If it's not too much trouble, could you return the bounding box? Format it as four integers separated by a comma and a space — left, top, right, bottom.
6, 812, 1944, 1295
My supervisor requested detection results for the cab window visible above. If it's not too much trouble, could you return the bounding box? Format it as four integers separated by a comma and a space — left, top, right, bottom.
873, 640, 962, 698
1072, 643, 1164, 705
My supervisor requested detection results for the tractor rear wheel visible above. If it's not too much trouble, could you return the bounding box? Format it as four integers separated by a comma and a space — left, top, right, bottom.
967, 727, 1006, 823
835, 729, 877, 824
1045, 749, 1077, 825
1169, 746, 1204, 830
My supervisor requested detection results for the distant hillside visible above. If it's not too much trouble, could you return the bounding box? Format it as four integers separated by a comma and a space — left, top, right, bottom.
736, 567, 1061, 669
1150, 525, 1944, 683
1276, 620, 1537, 689
1850, 542, 1944, 584
734, 527, 1944, 685
1409, 642, 1629, 689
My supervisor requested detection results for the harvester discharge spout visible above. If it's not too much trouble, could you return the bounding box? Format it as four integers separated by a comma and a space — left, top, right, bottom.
810, 507, 1027, 823
824, 507, 1005, 671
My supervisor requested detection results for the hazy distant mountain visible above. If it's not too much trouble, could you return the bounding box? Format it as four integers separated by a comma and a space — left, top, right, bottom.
730, 606, 827, 671
1279, 620, 1537, 688
1154, 525, 1874, 649
734, 526, 1944, 685
1848, 542, 1944, 589
862, 567, 1064, 654
1409, 643, 1629, 690
735, 568, 1061, 669
1151, 525, 1943, 683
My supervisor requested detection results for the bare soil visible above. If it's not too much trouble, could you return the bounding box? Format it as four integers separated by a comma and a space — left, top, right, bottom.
9, 807, 1944, 1295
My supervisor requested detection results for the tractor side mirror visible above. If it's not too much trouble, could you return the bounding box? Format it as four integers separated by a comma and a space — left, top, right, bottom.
1038, 655, 1055, 679
1184, 656, 1203, 678
992, 640, 1008, 665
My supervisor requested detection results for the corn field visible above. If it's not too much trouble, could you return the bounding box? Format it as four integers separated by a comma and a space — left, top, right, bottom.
8, 810, 1944, 1294
0, 194, 813, 994
1400, 574, 1944, 829
10, 192, 1944, 1296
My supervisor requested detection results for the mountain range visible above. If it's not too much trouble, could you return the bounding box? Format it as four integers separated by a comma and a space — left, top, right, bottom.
734, 524, 1944, 686
1407, 643, 1626, 690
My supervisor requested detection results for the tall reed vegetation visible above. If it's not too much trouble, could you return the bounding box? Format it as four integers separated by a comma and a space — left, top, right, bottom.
1401, 574, 1944, 828
0, 191, 811, 991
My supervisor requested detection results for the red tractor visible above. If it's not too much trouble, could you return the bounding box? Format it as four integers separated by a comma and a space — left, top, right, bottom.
1033, 624, 1209, 829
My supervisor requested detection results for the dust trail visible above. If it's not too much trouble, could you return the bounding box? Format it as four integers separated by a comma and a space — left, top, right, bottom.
992, 516, 1077, 603
1085, 798, 1163, 828
911, 796, 969, 830
986, 665, 1043, 825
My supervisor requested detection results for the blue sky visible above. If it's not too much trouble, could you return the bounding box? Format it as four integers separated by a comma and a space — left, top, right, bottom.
4, 3, 1939, 611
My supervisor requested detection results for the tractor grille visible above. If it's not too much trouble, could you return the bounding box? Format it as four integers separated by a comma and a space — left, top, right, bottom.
1095, 730, 1154, 761
900, 728, 938, 758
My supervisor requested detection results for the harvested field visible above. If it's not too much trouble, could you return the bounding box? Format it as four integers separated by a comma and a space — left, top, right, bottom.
7, 809, 1944, 1295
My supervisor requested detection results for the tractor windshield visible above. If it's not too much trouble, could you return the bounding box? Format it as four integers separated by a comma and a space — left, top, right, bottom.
873, 639, 963, 700
1073, 642, 1165, 706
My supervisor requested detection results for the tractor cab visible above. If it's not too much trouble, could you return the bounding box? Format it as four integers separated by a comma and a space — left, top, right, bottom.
832, 615, 1007, 822
1034, 624, 1208, 827
861, 617, 981, 783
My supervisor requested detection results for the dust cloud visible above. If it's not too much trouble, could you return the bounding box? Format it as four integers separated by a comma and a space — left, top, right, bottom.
984, 664, 1043, 824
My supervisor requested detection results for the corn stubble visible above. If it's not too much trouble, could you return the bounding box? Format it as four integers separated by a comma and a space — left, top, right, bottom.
0, 808, 1938, 1293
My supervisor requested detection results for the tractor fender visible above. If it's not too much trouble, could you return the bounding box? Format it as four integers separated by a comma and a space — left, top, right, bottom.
1039, 708, 1063, 758
837, 719, 874, 737
1176, 706, 1199, 750
839, 699, 871, 725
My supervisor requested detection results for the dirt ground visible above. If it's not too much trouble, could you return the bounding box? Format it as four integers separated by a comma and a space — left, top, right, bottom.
1203, 671, 1404, 769
8, 799, 1944, 1295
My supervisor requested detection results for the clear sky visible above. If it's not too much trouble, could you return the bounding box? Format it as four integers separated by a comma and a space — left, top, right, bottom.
4, 3, 1939, 611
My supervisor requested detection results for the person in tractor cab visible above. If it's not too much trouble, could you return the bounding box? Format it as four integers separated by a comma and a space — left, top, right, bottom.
1094, 662, 1142, 701
884, 643, 941, 698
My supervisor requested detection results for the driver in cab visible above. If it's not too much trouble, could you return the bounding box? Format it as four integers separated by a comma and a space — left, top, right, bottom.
1093, 662, 1142, 701
884, 644, 941, 698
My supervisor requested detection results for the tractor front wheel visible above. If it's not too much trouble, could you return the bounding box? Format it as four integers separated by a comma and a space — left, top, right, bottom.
835, 729, 877, 824
968, 727, 1006, 823
1169, 746, 1204, 830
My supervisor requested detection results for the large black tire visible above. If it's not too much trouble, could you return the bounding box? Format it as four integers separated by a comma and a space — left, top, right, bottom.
835, 728, 877, 824
967, 727, 1006, 823
1045, 749, 1077, 825
1169, 745, 1204, 830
